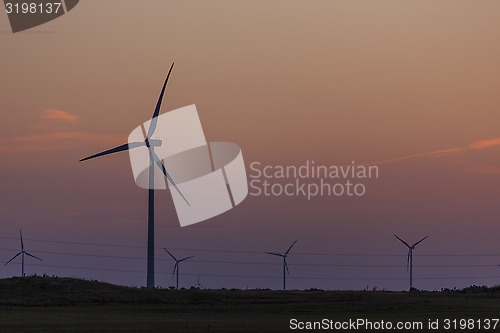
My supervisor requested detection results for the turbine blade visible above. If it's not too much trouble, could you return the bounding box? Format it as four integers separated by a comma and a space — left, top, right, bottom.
179, 256, 195, 262
24, 252, 42, 261
147, 63, 175, 139
412, 236, 429, 248
164, 248, 177, 261
284, 259, 290, 276
285, 240, 298, 255
172, 263, 178, 279
407, 249, 411, 272
265, 252, 283, 257
20, 229, 24, 251
151, 151, 190, 206
80, 142, 144, 162
4, 252, 21, 265
394, 234, 410, 248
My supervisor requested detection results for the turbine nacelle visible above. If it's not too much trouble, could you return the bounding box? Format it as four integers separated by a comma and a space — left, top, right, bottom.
145, 138, 162, 148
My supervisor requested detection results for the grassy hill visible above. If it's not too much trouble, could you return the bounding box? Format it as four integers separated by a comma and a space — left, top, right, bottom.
0, 276, 499, 332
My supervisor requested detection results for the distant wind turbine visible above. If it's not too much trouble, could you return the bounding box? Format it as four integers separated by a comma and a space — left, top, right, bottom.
394, 234, 428, 290
265, 240, 297, 290
80, 63, 190, 288
164, 248, 194, 289
5, 229, 42, 277
193, 275, 204, 289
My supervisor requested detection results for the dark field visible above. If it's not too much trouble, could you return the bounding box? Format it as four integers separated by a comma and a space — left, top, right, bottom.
0, 277, 499, 332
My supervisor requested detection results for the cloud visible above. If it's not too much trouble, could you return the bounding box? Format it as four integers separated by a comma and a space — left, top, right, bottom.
468, 137, 500, 150
40, 108, 79, 123
0, 108, 124, 154
366, 137, 500, 166
368, 147, 465, 166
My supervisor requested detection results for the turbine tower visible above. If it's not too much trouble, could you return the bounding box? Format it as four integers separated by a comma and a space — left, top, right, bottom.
394, 234, 428, 290
5, 229, 42, 277
80, 63, 190, 288
164, 248, 194, 289
265, 240, 297, 290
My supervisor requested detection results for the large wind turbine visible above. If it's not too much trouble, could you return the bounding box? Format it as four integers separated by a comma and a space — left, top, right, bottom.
80, 63, 190, 288
5, 229, 42, 277
265, 240, 297, 290
164, 248, 194, 289
394, 234, 428, 290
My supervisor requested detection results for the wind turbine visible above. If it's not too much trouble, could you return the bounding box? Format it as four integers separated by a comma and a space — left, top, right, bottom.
265, 240, 297, 290
80, 63, 190, 288
164, 248, 194, 289
394, 234, 428, 290
5, 229, 42, 277
193, 275, 204, 289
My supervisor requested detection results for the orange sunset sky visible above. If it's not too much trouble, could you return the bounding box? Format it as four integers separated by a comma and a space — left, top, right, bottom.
0, 1, 499, 290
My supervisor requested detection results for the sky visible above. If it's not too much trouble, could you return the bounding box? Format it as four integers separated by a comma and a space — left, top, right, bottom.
0, 1, 499, 290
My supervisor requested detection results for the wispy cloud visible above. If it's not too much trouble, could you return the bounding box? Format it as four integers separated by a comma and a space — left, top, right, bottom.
40, 108, 79, 123
0, 107, 125, 154
368, 147, 465, 166
467, 137, 500, 150
366, 137, 500, 166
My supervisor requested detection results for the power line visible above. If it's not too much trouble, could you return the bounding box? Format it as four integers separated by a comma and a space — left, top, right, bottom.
0, 248, 497, 268
2, 236, 500, 257
0, 236, 148, 249
2, 261, 499, 281
2, 236, 500, 285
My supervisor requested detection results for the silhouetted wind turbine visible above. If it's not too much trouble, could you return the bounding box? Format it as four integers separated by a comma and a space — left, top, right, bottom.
193, 275, 203, 289
5, 229, 42, 277
164, 248, 194, 289
265, 240, 297, 290
394, 234, 428, 290
80, 63, 190, 288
